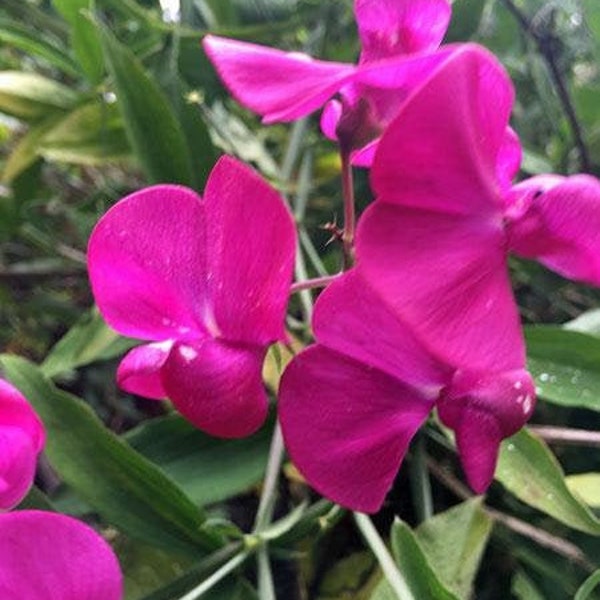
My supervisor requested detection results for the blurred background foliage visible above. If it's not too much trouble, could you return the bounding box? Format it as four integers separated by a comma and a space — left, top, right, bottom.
1, 0, 600, 599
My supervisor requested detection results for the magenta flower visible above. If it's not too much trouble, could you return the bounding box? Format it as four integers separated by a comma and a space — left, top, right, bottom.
356, 45, 600, 371
0, 378, 44, 510
0, 510, 122, 599
278, 270, 535, 512
202, 0, 454, 163
88, 156, 296, 438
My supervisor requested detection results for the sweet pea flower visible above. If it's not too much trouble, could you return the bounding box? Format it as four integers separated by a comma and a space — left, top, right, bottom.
278, 270, 535, 512
203, 0, 454, 163
0, 378, 44, 510
0, 510, 122, 599
88, 156, 296, 438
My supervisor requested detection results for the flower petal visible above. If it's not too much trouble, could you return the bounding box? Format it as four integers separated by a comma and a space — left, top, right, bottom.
507, 174, 600, 286
279, 345, 434, 512
0, 379, 44, 452
203, 156, 296, 345
161, 339, 268, 438
202, 35, 355, 123
368, 44, 513, 215
497, 126, 522, 193
0, 510, 122, 599
0, 428, 37, 510
357, 205, 524, 371
438, 369, 535, 492
88, 185, 209, 341
313, 270, 450, 387
117, 342, 172, 400
356, 0, 451, 61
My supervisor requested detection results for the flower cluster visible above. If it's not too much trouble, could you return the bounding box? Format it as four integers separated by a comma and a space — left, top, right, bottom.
84, 0, 600, 514
0, 379, 123, 598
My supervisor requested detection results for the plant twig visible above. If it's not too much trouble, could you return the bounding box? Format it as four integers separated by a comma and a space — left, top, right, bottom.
290, 273, 341, 294
427, 458, 595, 571
528, 426, 600, 447
501, 0, 591, 171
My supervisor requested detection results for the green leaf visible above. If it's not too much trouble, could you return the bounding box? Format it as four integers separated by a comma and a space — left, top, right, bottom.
511, 570, 546, 600
1, 116, 61, 182
525, 326, 600, 411
496, 428, 600, 534
566, 473, 600, 508
0, 71, 79, 120
126, 414, 272, 506
41, 307, 137, 378
38, 100, 131, 166
415, 499, 493, 599
576, 570, 600, 600
0, 17, 79, 75
0, 354, 220, 555
96, 22, 194, 184
374, 519, 459, 600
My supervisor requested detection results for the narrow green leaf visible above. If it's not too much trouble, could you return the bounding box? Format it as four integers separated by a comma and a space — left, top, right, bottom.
0, 354, 220, 555
575, 570, 600, 600
38, 100, 131, 166
0, 71, 79, 120
52, 0, 104, 83
566, 473, 600, 508
415, 499, 493, 599
126, 414, 272, 506
96, 22, 194, 184
511, 570, 546, 600
41, 307, 137, 378
376, 519, 459, 600
496, 428, 600, 534
525, 326, 600, 411
0, 17, 79, 75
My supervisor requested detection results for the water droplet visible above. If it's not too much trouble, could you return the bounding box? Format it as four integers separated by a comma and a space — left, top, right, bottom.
539, 373, 550, 383
103, 91, 117, 104
179, 346, 198, 362
546, 493, 555, 501
514, 381, 523, 390
507, 443, 515, 452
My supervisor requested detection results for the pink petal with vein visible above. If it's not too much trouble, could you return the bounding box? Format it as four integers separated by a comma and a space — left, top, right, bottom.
117, 342, 172, 400
88, 185, 209, 342
313, 270, 450, 386
0, 510, 122, 599
507, 174, 600, 286
368, 45, 513, 214
357, 205, 524, 371
202, 35, 355, 123
203, 156, 296, 345
162, 339, 268, 438
497, 127, 522, 193
279, 345, 434, 512
356, 0, 451, 61
438, 369, 535, 492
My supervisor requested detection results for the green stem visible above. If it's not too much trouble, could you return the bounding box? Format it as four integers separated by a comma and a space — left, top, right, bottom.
178, 551, 250, 600
354, 513, 416, 600
409, 436, 433, 523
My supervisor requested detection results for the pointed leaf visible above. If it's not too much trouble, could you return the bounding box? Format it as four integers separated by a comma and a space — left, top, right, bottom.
496, 428, 600, 534
97, 23, 194, 184
0, 354, 221, 554
415, 499, 493, 599
575, 570, 600, 600
566, 473, 600, 508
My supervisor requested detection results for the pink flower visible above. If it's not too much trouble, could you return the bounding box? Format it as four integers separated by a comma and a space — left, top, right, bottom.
88, 156, 296, 438
202, 0, 454, 163
278, 270, 535, 512
0, 378, 44, 510
356, 45, 600, 371
0, 510, 122, 599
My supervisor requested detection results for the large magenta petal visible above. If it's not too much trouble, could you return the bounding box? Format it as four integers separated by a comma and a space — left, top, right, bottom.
116, 342, 172, 400
279, 345, 435, 512
497, 127, 522, 194
507, 174, 600, 286
356, 0, 451, 61
0, 510, 122, 599
438, 369, 535, 492
203, 156, 296, 345
0, 379, 44, 509
88, 185, 210, 342
202, 35, 355, 123
161, 339, 268, 438
313, 270, 451, 387
357, 205, 524, 371
368, 44, 513, 215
